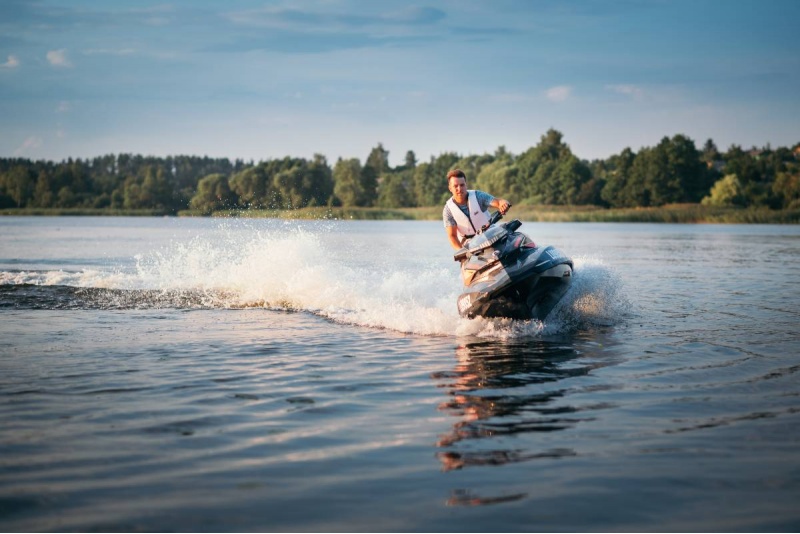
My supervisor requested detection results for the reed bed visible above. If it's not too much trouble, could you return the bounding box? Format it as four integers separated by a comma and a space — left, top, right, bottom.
201, 204, 800, 224
4, 205, 798, 224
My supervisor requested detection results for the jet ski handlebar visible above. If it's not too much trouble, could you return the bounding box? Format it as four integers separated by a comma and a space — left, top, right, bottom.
479, 204, 512, 233
453, 205, 513, 262
482, 210, 504, 232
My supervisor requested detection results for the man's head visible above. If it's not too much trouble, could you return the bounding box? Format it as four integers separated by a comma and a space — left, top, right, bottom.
447, 168, 468, 202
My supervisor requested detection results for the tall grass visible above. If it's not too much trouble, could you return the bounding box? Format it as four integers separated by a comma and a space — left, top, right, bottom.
0, 208, 169, 216
187, 204, 800, 224
4, 205, 799, 223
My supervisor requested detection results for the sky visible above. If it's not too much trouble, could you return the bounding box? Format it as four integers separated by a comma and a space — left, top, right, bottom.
1, 0, 798, 166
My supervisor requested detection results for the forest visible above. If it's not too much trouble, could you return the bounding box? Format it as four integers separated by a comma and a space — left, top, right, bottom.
0, 129, 798, 216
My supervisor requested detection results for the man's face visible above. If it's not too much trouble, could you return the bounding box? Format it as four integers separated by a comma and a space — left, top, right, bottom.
449, 176, 467, 201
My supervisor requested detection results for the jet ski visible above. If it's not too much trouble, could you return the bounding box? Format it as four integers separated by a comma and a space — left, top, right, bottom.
454, 210, 573, 321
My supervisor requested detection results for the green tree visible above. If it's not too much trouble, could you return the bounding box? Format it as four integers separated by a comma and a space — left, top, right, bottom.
475, 158, 522, 202
52, 159, 90, 206
377, 170, 415, 208
517, 129, 591, 205
122, 176, 143, 209
575, 176, 606, 206
622, 149, 653, 207
92, 193, 111, 209
1, 165, 35, 207
657, 134, 710, 204
32, 170, 55, 208
529, 159, 558, 204
365, 143, 390, 175
56, 185, 77, 208
140, 166, 174, 210
333, 158, 363, 207
359, 165, 379, 207
273, 167, 306, 208
599, 148, 636, 207
110, 189, 124, 209
640, 140, 673, 206
403, 150, 417, 170
413, 152, 460, 206
229, 166, 274, 208
190, 173, 234, 214
412, 163, 436, 206
4, 135, 800, 214
263, 156, 333, 208
702, 174, 743, 207
452, 153, 496, 184
722, 145, 769, 207
702, 138, 720, 164
555, 155, 593, 205
612, 135, 710, 208
772, 171, 800, 209
306, 154, 334, 207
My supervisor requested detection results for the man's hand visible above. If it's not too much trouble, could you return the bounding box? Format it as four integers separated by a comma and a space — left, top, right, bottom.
446, 225, 463, 250
494, 198, 511, 215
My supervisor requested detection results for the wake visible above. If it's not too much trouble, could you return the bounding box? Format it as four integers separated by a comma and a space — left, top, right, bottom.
0, 226, 628, 338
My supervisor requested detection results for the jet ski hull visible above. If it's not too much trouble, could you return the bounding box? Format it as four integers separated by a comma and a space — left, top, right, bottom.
457, 234, 573, 321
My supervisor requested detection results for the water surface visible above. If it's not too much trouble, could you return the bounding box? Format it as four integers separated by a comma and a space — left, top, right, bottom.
1, 216, 799, 531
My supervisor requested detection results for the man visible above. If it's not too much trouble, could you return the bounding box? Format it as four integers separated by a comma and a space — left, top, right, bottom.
443, 168, 511, 250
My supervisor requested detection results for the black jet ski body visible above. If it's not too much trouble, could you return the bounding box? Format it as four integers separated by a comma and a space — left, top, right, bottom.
455, 215, 573, 321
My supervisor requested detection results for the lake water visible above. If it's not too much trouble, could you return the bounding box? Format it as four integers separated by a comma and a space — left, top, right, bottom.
1, 216, 799, 532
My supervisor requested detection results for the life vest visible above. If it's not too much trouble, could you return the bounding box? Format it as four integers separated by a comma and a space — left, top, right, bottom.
447, 190, 491, 240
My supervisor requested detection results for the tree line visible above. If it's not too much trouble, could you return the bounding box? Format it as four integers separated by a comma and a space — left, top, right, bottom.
1, 130, 798, 214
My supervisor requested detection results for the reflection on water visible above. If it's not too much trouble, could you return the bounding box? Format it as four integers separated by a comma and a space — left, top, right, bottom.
446, 488, 529, 507
433, 338, 608, 474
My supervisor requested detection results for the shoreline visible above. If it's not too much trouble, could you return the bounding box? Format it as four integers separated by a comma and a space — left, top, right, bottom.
1, 204, 798, 224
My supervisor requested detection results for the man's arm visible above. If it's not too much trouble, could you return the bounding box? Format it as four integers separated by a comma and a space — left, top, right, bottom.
443, 204, 464, 250
490, 197, 511, 214
446, 225, 463, 250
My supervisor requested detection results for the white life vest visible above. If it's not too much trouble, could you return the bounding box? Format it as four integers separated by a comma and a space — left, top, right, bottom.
447, 190, 491, 240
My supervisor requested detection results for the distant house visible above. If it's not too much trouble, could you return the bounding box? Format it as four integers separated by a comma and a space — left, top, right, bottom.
707, 160, 726, 172
793, 146, 800, 160
747, 149, 764, 159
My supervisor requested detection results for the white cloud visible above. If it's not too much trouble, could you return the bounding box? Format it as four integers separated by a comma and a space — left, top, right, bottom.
14, 136, 43, 156
607, 84, 644, 101
1, 55, 20, 69
47, 49, 72, 68
57, 101, 71, 113
545, 85, 572, 102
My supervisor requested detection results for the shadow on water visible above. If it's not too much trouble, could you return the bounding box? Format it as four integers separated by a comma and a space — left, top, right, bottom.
432, 335, 614, 476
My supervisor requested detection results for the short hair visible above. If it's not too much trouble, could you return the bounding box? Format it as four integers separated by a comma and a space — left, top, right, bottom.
447, 168, 466, 182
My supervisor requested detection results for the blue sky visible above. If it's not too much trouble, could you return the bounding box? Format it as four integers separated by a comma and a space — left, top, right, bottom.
1, 0, 798, 166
